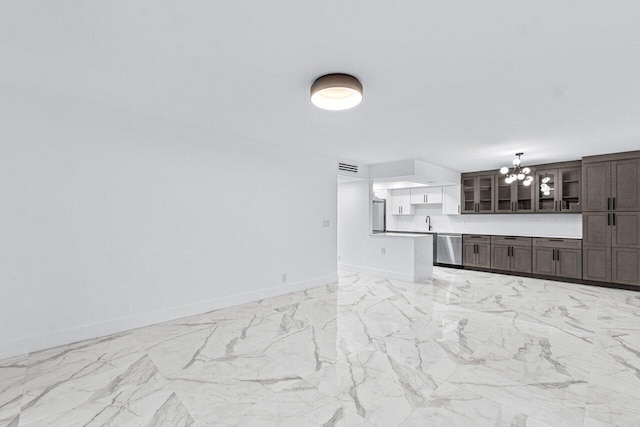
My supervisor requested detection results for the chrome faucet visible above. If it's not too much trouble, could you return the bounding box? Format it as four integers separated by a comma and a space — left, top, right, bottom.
425, 215, 432, 231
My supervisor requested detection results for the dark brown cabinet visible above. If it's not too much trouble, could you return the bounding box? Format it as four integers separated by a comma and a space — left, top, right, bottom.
463, 235, 491, 268
583, 157, 640, 212
535, 167, 582, 213
495, 175, 536, 213
582, 151, 640, 286
583, 246, 611, 282
462, 175, 494, 214
583, 211, 640, 283
462, 160, 580, 216
612, 212, 640, 248
612, 159, 640, 211
532, 238, 582, 279
583, 161, 611, 212
612, 248, 640, 285
491, 236, 532, 273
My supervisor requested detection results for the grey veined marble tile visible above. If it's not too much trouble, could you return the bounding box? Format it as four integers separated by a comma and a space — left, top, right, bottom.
0, 354, 27, 427
5, 267, 640, 426
17, 333, 183, 427
218, 379, 371, 427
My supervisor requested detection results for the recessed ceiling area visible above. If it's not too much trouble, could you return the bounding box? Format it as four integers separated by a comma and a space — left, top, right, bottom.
2, 1, 640, 171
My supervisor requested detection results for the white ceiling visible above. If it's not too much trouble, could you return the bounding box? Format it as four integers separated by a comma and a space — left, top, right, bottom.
2, 1, 640, 172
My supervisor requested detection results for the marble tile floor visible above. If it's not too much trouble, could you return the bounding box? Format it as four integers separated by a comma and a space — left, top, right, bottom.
2, 267, 640, 426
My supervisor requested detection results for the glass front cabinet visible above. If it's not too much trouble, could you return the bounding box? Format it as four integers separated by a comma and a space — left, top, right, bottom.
535, 167, 582, 213
461, 174, 495, 214
495, 172, 536, 214
461, 161, 582, 215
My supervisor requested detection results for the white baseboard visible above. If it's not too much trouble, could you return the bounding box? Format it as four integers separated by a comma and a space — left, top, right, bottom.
338, 263, 422, 282
0, 274, 338, 360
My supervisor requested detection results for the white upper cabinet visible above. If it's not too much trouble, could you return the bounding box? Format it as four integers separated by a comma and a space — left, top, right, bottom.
410, 187, 443, 204
442, 185, 461, 215
390, 189, 414, 215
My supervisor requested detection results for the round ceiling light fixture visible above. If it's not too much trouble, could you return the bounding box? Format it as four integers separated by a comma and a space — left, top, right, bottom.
310, 73, 363, 111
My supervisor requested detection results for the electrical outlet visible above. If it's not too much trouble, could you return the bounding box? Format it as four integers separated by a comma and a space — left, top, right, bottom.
322, 220, 330, 227
381, 248, 386, 255
281, 273, 287, 283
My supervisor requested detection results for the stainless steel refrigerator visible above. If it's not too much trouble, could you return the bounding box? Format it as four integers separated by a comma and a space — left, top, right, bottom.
372, 196, 386, 233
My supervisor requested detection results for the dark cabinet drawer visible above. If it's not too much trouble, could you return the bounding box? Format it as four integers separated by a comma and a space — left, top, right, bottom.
533, 237, 582, 249
491, 236, 532, 247
463, 234, 491, 244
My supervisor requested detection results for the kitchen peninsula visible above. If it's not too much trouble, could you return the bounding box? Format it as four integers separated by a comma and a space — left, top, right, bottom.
337, 180, 434, 283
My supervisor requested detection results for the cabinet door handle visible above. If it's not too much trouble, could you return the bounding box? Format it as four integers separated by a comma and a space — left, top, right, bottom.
613, 197, 616, 211
556, 249, 560, 261
608, 213, 611, 226
607, 198, 611, 210
552, 249, 555, 261
613, 213, 616, 226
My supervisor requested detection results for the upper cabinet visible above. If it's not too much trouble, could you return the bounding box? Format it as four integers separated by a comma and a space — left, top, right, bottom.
461, 174, 494, 214
442, 185, 461, 215
409, 187, 443, 205
387, 185, 460, 216
535, 166, 582, 213
389, 189, 414, 215
461, 160, 581, 215
583, 157, 640, 212
495, 172, 536, 214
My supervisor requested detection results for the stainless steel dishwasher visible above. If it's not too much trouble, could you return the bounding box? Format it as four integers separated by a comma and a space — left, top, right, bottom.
436, 233, 463, 266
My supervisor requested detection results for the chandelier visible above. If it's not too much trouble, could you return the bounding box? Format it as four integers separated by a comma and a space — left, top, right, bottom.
499, 153, 533, 186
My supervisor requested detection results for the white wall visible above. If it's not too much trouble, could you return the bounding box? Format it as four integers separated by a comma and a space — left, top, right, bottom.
0, 88, 338, 359
386, 203, 582, 238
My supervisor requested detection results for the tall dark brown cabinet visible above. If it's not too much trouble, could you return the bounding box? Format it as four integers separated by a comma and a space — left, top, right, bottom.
582, 151, 640, 286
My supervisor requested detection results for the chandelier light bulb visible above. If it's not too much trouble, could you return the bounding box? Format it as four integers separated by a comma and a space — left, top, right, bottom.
542, 177, 550, 184
518, 173, 525, 180
522, 167, 531, 174
500, 167, 509, 175
513, 157, 521, 166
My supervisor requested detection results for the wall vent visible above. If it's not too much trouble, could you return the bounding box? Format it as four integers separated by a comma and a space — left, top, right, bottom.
338, 162, 358, 174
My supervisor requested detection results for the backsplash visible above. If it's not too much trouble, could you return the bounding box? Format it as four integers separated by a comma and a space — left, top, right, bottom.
386, 204, 582, 238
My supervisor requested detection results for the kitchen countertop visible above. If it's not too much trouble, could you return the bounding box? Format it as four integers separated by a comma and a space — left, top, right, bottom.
371, 232, 434, 238
385, 230, 581, 239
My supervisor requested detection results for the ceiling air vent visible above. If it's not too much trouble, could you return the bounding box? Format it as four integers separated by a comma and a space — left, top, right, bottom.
338, 162, 358, 174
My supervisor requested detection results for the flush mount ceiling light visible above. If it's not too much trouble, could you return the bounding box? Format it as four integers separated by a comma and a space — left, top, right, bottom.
499, 152, 533, 186
310, 73, 363, 110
